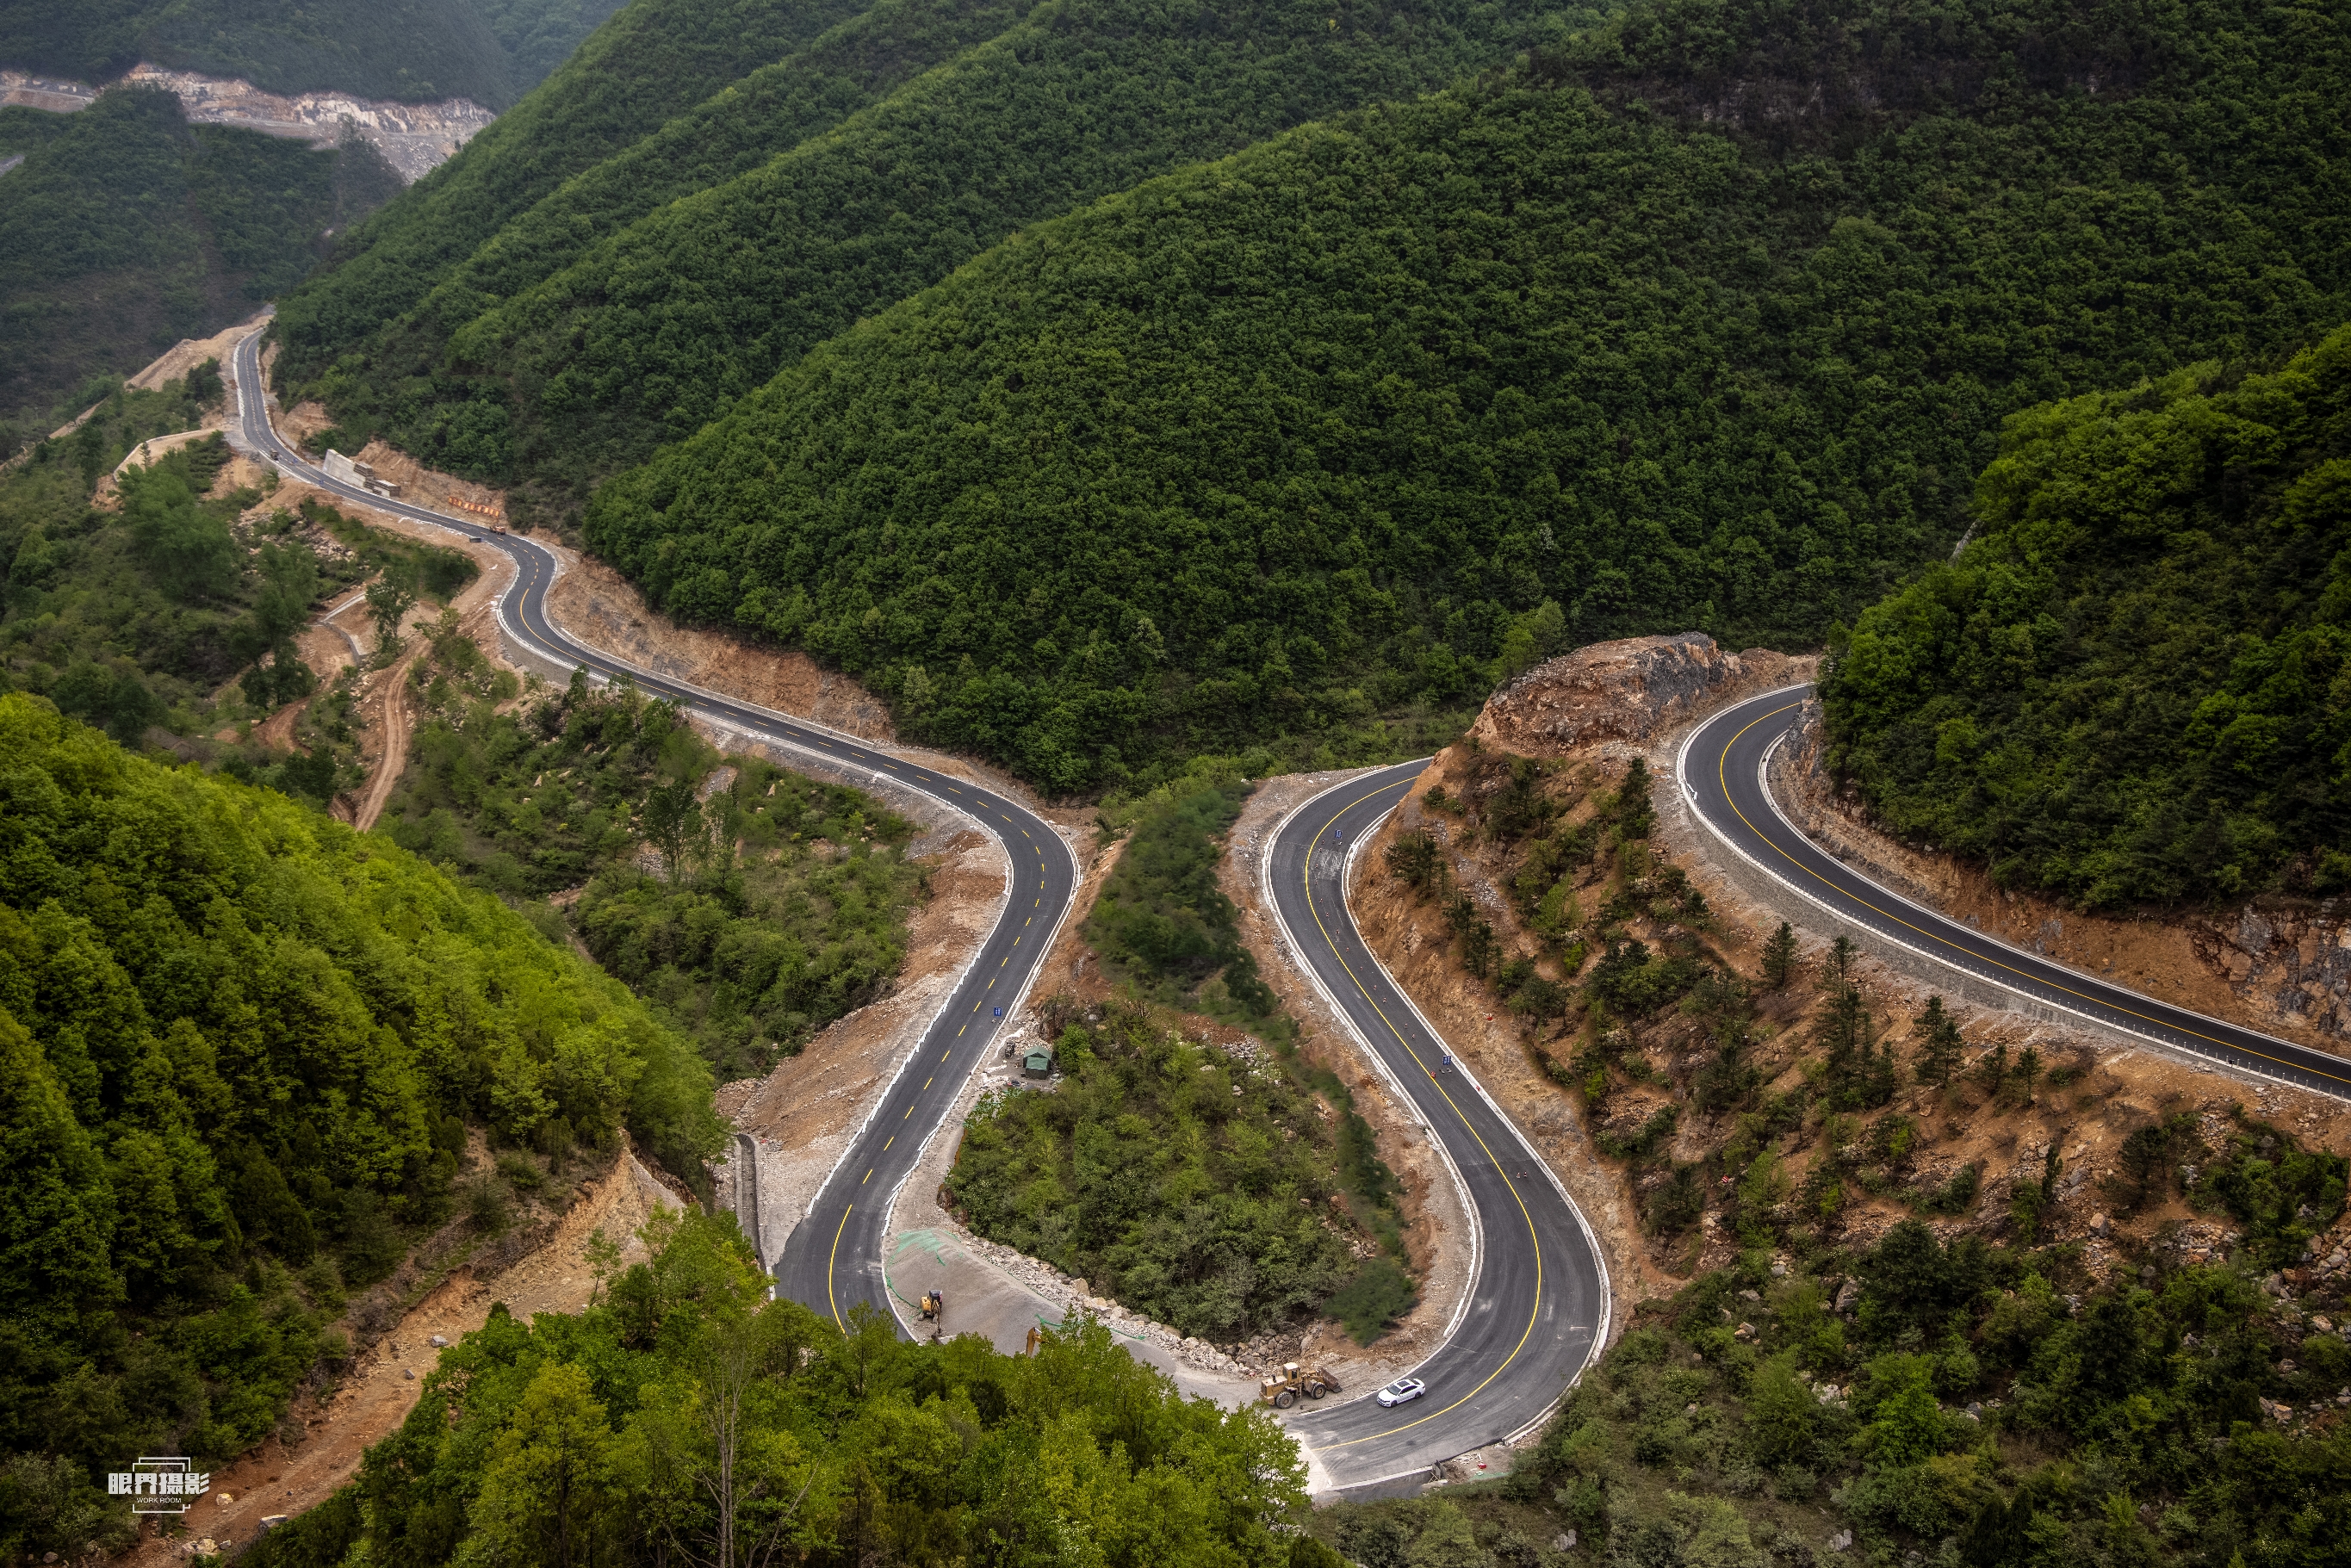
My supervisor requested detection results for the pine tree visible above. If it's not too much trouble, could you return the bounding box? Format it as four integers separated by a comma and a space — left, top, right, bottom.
2013, 1046, 2042, 1104
1913, 996, 1964, 1088
1615, 757, 1656, 840
1761, 921, 1797, 989
1976, 1041, 2009, 1094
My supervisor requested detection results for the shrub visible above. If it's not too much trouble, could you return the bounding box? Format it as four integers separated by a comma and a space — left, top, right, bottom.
1325, 1259, 1418, 1346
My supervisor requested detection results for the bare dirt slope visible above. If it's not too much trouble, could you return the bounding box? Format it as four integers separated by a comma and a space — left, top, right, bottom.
540, 547, 894, 741
127, 313, 272, 394
134, 1151, 680, 1566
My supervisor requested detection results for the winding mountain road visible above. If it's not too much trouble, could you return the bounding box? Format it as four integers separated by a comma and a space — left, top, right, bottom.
1262, 765, 1610, 1491
241, 322, 2327, 1496
226, 325, 1083, 1330
1683, 688, 2351, 1101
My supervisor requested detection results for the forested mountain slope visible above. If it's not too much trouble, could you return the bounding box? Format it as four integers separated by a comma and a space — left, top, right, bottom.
275, 0, 1616, 509
0, 696, 720, 1555
0, 89, 398, 437
1822, 325, 2351, 909
269, 0, 919, 387
582, 0, 2351, 792
338, 0, 1033, 369
0, 0, 629, 108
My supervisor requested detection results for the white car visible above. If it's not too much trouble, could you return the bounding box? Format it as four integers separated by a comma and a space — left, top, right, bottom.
1375, 1377, 1426, 1408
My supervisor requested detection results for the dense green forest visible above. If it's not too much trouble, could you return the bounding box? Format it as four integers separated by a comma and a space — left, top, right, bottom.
381, 648, 927, 1081
568, 0, 2351, 793
287, 0, 1036, 428
1823, 325, 2351, 909
278, 0, 1614, 513
0, 89, 399, 442
0, 697, 722, 1564
228, 1215, 1312, 1568
268, 0, 889, 386
0, 0, 627, 108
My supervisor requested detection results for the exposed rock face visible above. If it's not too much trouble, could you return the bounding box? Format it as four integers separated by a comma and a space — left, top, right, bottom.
2193, 905, 2351, 1040
1468, 632, 1809, 758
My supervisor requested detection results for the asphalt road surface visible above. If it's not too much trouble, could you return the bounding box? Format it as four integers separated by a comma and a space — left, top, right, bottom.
1683, 688, 2351, 1102
226, 325, 1083, 1326
1263, 764, 1611, 1491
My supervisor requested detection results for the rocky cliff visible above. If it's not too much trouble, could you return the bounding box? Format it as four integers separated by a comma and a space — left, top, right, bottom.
1470, 632, 1805, 757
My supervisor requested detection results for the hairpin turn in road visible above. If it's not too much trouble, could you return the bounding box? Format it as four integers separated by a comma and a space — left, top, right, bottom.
1682, 688, 2351, 1102
225, 324, 1082, 1325
1262, 765, 1611, 1491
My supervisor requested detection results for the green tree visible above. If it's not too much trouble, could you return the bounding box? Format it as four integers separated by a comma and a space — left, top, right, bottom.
365, 560, 419, 660
1913, 997, 1963, 1089
1760, 922, 1796, 989
0, 1008, 119, 1332
1614, 758, 1656, 840
1745, 1353, 1815, 1466
637, 777, 704, 884
457, 1363, 620, 1568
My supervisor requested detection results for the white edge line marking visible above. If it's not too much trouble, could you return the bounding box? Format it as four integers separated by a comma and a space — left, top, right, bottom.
877, 821, 1083, 1332
1673, 686, 2343, 1102
1334, 779, 1615, 1451
1258, 765, 1612, 1464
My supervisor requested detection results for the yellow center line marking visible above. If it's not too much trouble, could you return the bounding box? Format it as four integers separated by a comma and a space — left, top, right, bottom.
905, 1106, 914, 1119
884, 1136, 892, 1150
1301, 777, 1548, 1449
1715, 702, 2351, 1090
862, 1168, 872, 1184
958, 1025, 967, 1036
826, 1204, 853, 1329
923, 1075, 934, 1089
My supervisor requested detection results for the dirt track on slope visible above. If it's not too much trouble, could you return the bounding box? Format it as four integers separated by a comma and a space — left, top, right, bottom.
129, 1153, 682, 1567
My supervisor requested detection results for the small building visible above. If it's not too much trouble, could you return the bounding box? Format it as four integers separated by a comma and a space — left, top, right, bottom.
1022, 1043, 1054, 1077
